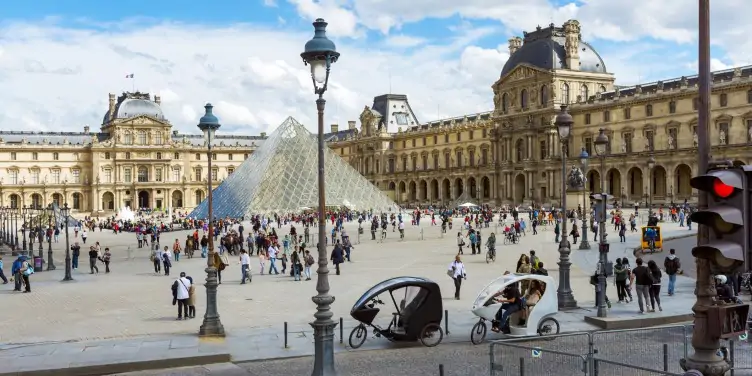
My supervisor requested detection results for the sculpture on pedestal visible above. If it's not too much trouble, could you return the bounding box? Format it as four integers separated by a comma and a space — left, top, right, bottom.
567, 166, 585, 189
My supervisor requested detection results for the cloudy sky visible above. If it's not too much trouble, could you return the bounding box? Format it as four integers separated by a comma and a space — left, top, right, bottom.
0, 0, 748, 135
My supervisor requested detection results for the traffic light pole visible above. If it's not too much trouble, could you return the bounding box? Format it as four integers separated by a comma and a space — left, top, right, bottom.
680, 1, 728, 374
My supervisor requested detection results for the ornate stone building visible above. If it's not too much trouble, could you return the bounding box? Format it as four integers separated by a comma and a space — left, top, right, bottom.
330, 20, 752, 208
0, 92, 264, 214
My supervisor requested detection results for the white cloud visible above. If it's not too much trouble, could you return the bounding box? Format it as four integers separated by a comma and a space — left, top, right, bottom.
264, 0, 278, 6
288, 0, 362, 37
384, 34, 426, 48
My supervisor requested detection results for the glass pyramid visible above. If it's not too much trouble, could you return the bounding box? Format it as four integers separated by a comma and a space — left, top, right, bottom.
189, 116, 399, 218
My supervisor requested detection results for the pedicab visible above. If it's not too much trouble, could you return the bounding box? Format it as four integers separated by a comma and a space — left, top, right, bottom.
640, 226, 663, 254
470, 273, 560, 345
348, 276, 445, 349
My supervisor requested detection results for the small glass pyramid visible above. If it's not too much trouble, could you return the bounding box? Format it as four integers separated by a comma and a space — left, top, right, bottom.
189, 116, 399, 218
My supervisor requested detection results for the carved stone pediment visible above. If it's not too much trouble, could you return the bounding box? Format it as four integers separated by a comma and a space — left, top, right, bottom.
498, 64, 547, 86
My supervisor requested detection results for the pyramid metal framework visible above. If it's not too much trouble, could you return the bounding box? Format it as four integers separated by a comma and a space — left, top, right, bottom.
189, 116, 399, 218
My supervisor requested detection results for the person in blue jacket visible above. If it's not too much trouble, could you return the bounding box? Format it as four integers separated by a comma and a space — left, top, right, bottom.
11, 256, 25, 291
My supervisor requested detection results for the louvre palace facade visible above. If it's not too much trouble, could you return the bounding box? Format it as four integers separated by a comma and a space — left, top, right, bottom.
1, 19, 752, 215
330, 20, 752, 208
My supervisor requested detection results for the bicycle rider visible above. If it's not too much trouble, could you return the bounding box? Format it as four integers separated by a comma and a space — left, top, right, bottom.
644, 226, 657, 253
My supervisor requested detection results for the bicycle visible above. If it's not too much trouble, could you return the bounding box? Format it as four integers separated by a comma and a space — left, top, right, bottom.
485, 247, 496, 263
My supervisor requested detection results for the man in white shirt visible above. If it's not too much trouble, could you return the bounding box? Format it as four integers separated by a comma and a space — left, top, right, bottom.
398, 221, 405, 239
239, 250, 251, 284
267, 244, 279, 275
172, 272, 192, 320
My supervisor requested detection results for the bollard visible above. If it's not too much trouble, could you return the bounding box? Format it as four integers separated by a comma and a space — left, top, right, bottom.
339, 317, 344, 344
730, 340, 736, 376
284, 322, 288, 348
663, 343, 668, 371
519, 357, 525, 376
420, 228, 424, 240
438, 364, 444, 376
444, 309, 450, 335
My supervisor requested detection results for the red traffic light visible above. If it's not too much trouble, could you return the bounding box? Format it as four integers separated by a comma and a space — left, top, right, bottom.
713, 178, 735, 198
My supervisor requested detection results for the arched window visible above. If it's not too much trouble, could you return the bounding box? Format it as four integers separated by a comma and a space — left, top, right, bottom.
540, 85, 548, 105
562, 83, 570, 104
598, 85, 606, 94
137, 166, 149, 182
502, 93, 509, 113
520, 89, 528, 109
580, 84, 589, 102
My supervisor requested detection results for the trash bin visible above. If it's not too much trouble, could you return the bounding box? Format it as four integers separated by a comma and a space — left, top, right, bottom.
33, 256, 43, 270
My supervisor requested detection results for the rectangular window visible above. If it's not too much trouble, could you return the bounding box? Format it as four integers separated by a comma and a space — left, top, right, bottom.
31, 170, 40, 184
228, 153, 233, 161
444, 134, 449, 143
124, 168, 132, 183
720, 93, 728, 107
32, 152, 38, 160
624, 133, 633, 153
624, 107, 631, 120
603, 111, 611, 122
138, 131, 147, 145
481, 149, 488, 165
585, 114, 591, 125
433, 135, 437, 144
53, 152, 59, 161
444, 153, 450, 169
456, 151, 463, 168
172, 169, 180, 182
211, 168, 218, 181
469, 150, 475, 167
422, 155, 428, 170
412, 139, 416, 147
433, 154, 439, 169
483, 129, 487, 138
52, 169, 60, 184
10, 152, 16, 160
469, 131, 474, 140
155, 168, 163, 182
228, 167, 235, 175
584, 137, 593, 156
194, 167, 202, 181
411, 157, 416, 171
457, 133, 462, 142
104, 169, 112, 183
539, 141, 547, 160
9, 170, 18, 185
669, 101, 676, 114
156, 152, 162, 160
72, 169, 80, 183
388, 159, 395, 173
155, 132, 163, 144
196, 153, 201, 160
212, 153, 217, 160
174, 152, 179, 159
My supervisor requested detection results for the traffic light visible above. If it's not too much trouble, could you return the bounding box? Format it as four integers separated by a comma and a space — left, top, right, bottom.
689, 166, 749, 273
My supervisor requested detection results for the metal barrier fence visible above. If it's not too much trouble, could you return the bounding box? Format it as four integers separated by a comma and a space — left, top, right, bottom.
489, 325, 696, 376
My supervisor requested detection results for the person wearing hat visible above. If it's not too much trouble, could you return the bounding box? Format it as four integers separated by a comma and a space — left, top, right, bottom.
171, 272, 192, 320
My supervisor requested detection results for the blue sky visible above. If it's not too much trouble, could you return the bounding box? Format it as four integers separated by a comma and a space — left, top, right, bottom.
0, 0, 748, 133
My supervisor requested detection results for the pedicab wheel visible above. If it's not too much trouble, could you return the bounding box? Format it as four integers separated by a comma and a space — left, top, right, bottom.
537, 317, 560, 339
470, 320, 487, 345
348, 324, 368, 349
419, 323, 444, 347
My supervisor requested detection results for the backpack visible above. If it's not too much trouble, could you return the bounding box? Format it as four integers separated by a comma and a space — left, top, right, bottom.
22, 262, 34, 276
614, 267, 628, 282
665, 257, 680, 275
305, 255, 315, 266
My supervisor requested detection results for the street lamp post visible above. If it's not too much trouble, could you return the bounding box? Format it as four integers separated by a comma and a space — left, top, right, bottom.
37, 207, 43, 261
46, 204, 56, 271
578, 148, 591, 250
301, 18, 340, 375
0, 207, 6, 244
61, 203, 73, 281
594, 128, 610, 318
197, 103, 225, 337
554, 105, 577, 310
21, 205, 27, 251
14, 207, 19, 249
647, 155, 656, 216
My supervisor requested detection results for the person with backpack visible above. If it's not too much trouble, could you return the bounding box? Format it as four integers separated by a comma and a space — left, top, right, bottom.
664, 248, 681, 296
18, 255, 33, 293
529, 250, 540, 271
303, 250, 314, 281
613, 258, 629, 302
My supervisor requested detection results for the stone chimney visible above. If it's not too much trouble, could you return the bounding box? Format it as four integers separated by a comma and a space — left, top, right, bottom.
83, 125, 90, 133
108, 93, 116, 122
348, 120, 356, 129
331, 124, 339, 133
154, 95, 161, 105
508, 37, 523, 55
563, 19, 581, 71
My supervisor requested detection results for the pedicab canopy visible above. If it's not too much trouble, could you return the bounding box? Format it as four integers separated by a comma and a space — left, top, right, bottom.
351, 276, 443, 325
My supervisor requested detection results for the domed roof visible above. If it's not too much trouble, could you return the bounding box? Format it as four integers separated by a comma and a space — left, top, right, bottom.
500, 25, 607, 77
102, 93, 165, 125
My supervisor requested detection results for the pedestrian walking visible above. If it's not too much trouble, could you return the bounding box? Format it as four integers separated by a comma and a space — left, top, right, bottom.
448, 255, 467, 300
664, 248, 681, 296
